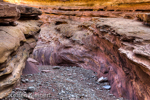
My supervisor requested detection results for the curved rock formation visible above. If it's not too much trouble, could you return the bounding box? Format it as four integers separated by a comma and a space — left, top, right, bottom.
33, 18, 150, 100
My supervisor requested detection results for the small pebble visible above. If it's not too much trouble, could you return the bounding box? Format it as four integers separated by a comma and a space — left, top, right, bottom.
109, 94, 114, 96
29, 80, 35, 83
41, 70, 51, 73
52, 89, 55, 92
25, 79, 29, 82
102, 85, 111, 90
70, 94, 75, 98
53, 78, 56, 80
97, 76, 108, 83
21, 79, 26, 83
52, 66, 60, 69
26, 86, 36, 92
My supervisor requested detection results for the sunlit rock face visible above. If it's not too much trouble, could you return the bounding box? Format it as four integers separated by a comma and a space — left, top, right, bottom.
4, 0, 150, 6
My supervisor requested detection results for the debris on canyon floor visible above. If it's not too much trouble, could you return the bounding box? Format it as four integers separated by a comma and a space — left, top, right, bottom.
3, 65, 124, 100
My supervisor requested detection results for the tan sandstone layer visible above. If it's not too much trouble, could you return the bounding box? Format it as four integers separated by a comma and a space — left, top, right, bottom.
0, 20, 43, 99
0, 1, 43, 99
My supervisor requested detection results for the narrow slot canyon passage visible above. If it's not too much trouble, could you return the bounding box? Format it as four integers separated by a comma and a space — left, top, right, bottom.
1, 0, 150, 100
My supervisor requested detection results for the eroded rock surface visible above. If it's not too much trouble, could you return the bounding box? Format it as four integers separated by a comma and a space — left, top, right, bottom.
0, 20, 42, 99
0, 1, 43, 99
0, 2, 42, 23
17, 5, 42, 19
137, 13, 150, 25
33, 18, 150, 100
0, 2, 20, 23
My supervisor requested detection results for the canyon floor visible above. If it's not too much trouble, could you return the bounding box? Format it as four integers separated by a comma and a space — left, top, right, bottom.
3, 65, 124, 100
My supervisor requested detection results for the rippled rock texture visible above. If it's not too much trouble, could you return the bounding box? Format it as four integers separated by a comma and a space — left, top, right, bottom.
33, 18, 150, 100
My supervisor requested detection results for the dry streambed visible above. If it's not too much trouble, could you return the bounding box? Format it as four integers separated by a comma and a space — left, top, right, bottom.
3, 65, 123, 100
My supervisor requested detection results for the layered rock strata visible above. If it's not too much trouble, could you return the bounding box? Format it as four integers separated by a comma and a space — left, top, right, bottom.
33, 18, 150, 100
0, 2, 42, 23
0, 1, 43, 98
0, 20, 42, 99
38, 5, 150, 25
4, 0, 150, 7
0, 2, 20, 23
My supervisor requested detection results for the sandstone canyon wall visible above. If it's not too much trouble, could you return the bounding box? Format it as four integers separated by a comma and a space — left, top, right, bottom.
33, 17, 150, 100
0, 1, 42, 99
32, 4, 150, 99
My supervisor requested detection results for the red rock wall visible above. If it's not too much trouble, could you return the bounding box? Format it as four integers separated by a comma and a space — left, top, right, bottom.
33, 19, 150, 100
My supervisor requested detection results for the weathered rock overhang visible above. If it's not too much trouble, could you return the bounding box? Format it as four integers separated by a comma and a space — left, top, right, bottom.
0, 1, 42, 23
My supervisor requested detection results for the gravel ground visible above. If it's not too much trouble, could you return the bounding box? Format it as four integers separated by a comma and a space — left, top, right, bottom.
3, 65, 124, 100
